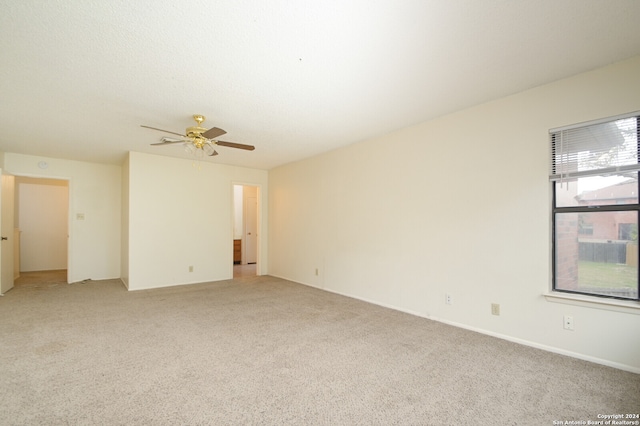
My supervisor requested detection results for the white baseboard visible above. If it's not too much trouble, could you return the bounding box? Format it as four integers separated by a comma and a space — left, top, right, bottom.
426, 316, 640, 375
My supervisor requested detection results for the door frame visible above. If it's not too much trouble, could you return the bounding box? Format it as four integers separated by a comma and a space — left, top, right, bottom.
231, 182, 262, 276
12, 174, 71, 282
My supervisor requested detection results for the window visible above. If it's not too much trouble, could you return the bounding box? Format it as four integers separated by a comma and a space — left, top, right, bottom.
578, 220, 593, 236
618, 223, 637, 241
551, 112, 640, 301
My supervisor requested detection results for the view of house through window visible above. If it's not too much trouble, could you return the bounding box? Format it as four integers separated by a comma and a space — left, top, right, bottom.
551, 115, 640, 301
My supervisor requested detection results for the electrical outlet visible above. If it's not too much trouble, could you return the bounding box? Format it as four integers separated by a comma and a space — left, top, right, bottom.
491, 303, 500, 316
189, 266, 194, 273
563, 314, 574, 331
445, 293, 453, 305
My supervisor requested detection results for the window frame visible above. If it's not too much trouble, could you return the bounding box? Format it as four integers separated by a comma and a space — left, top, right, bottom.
550, 114, 640, 302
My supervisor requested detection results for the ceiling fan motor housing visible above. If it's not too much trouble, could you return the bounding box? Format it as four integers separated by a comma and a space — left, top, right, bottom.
186, 114, 207, 141
186, 126, 208, 139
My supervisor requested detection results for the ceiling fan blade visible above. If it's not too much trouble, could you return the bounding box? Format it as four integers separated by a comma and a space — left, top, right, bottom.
208, 150, 219, 157
141, 125, 186, 138
202, 127, 226, 139
215, 141, 255, 151
150, 138, 185, 146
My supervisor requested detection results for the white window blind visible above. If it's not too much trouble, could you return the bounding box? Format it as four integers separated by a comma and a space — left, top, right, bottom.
550, 112, 640, 181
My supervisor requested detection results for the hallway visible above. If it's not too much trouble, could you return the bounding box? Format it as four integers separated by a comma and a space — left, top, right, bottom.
233, 263, 256, 278
13, 270, 67, 289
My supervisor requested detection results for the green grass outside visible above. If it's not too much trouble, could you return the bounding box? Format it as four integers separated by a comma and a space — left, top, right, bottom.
578, 261, 637, 289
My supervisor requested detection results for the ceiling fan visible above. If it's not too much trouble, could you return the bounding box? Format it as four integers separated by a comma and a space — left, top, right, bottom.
141, 114, 255, 157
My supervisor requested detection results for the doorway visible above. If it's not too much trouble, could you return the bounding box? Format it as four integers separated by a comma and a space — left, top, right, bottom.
233, 184, 259, 278
15, 177, 69, 282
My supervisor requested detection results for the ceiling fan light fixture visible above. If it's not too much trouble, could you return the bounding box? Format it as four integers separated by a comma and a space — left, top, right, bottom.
203, 143, 216, 156
183, 142, 196, 155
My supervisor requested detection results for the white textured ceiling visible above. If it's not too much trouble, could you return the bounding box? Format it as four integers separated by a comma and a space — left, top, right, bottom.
1, 1, 640, 170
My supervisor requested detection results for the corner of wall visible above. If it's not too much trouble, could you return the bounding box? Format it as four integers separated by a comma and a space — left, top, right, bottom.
120, 153, 130, 286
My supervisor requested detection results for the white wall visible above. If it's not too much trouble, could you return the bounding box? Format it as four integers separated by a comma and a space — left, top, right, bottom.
16, 177, 68, 272
269, 56, 640, 372
125, 152, 268, 290
5, 153, 121, 283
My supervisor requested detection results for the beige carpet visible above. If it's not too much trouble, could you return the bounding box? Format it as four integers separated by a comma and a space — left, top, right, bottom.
0, 273, 638, 425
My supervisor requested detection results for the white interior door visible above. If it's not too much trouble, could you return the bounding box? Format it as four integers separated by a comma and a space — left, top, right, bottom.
244, 192, 258, 264
0, 171, 15, 294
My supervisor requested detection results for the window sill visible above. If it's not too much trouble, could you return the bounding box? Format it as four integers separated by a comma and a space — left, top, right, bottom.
544, 292, 640, 315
